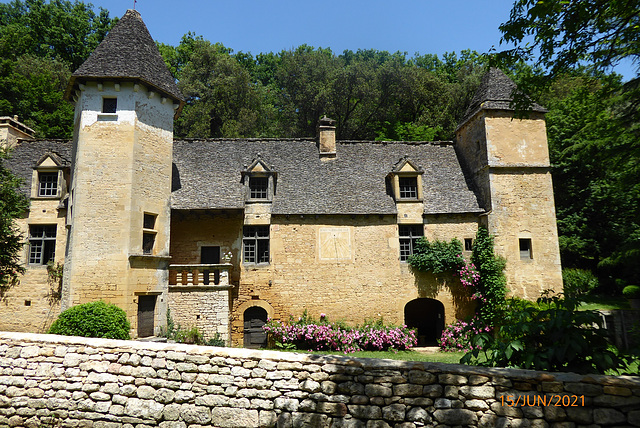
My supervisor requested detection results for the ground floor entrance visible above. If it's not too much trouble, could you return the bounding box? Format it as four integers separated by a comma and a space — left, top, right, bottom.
404, 298, 444, 346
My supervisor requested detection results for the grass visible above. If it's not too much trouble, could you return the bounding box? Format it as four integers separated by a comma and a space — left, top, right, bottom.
577, 295, 629, 311
277, 348, 465, 364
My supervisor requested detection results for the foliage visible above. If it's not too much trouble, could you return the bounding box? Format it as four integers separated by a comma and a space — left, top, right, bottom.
407, 237, 465, 274
205, 333, 226, 347
174, 326, 203, 345
543, 71, 640, 288
471, 227, 507, 324
0, 0, 115, 138
562, 268, 599, 298
461, 294, 628, 374
498, 0, 640, 77
0, 147, 29, 296
263, 312, 417, 354
622, 285, 640, 299
160, 309, 223, 346
439, 317, 492, 353
46, 261, 64, 302
48, 300, 130, 340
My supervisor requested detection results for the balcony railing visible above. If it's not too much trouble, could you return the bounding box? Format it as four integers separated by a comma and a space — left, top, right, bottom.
168, 263, 233, 288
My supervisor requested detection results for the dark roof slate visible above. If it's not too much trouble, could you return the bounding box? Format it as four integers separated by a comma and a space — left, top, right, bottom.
459, 68, 546, 126
4, 140, 72, 197
66, 9, 183, 102
172, 139, 483, 215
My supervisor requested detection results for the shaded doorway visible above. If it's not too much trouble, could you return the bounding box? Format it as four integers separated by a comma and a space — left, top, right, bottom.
137, 295, 157, 338
243, 306, 268, 348
404, 298, 445, 346
201, 246, 220, 285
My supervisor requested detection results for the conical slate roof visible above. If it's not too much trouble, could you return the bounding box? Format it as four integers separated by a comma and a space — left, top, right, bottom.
65, 9, 183, 103
459, 68, 546, 127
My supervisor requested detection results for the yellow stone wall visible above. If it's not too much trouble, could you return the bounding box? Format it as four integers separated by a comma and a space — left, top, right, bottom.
170, 212, 480, 346
456, 109, 563, 298
61, 81, 174, 337
0, 198, 66, 333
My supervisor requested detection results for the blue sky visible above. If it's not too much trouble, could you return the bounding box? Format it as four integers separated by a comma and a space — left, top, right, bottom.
5, 0, 639, 79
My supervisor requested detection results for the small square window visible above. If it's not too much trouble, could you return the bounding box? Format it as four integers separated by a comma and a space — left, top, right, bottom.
464, 238, 473, 252
38, 172, 58, 197
399, 177, 418, 199
143, 213, 156, 230
519, 238, 532, 260
249, 176, 269, 199
102, 97, 117, 114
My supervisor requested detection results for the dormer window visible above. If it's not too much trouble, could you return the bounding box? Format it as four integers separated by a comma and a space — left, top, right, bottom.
102, 97, 117, 113
249, 176, 269, 199
389, 157, 424, 201
399, 177, 418, 199
242, 155, 276, 203
38, 172, 58, 197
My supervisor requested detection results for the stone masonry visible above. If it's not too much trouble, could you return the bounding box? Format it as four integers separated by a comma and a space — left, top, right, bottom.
0, 332, 638, 428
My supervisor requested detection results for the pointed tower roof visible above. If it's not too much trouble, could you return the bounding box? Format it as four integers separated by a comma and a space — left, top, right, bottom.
65, 9, 183, 104
458, 68, 546, 127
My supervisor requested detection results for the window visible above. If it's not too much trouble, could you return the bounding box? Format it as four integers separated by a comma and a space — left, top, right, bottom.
399, 225, 423, 261
519, 238, 532, 260
142, 213, 157, 255
398, 177, 418, 199
243, 226, 270, 264
249, 176, 269, 199
102, 97, 117, 113
38, 172, 58, 197
29, 225, 56, 265
464, 238, 474, 252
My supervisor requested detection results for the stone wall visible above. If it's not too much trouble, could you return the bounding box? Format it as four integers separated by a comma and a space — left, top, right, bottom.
0, 332, 638, 428
167, 288, 231, 343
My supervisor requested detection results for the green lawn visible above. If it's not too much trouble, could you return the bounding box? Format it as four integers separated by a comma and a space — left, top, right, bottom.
279, 349, 465, 364
577, 295, 629, 311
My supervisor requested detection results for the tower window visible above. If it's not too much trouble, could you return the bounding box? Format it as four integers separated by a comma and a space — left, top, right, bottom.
519, 238, 532, 259
464, 238, 473, 252
102, 97, 117, 114
142, 213, 157, 255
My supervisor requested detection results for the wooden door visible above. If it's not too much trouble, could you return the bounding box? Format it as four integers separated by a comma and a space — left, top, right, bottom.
137, 295, 156, 338
243, 306, 268, 348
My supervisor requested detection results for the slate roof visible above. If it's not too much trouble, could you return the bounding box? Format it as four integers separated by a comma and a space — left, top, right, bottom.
65, 9, 183, 103
459, 68, 546, 126
172, 139, 483, 215
4, 140, 72, 198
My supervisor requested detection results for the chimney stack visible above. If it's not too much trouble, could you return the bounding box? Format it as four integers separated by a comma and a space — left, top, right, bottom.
317, 116, 336, 158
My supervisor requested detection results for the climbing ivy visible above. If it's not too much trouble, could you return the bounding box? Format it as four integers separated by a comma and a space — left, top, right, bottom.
471, 227, 507, 325
407, 238, 465, 274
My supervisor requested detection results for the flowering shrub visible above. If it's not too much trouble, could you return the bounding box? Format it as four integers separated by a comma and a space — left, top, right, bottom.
439, 317, 492, 352
456, 261, 487, 303
263, 313, 417, 353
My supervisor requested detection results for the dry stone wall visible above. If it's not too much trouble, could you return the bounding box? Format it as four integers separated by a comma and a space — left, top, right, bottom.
0, 332, 639, 428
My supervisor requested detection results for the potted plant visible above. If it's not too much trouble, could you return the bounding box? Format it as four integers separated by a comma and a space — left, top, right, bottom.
622, 285, 640, 309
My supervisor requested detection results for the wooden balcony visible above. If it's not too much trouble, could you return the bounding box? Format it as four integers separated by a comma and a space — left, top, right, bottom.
168, 263, 233, 289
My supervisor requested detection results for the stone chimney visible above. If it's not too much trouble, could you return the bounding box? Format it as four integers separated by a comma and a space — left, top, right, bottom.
317, 116, 336, 158
0, 115, 35, 149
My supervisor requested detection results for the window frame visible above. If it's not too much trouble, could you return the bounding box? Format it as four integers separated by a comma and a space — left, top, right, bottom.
28, 224, 57, 265
37, 171, 59, 197
399, 224, 424, 262
249, 176, 269, 200
243, 225, 270, 265
142, 213, 157, 255
398, 176, 419, 200
519, 238, 533, 260
102, 97, 118, 114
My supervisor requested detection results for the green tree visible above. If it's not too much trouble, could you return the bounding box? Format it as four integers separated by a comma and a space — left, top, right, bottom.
0, 147, 29, 295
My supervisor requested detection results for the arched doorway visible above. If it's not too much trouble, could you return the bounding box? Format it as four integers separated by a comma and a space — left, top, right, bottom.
243, 306, 268, 348
404, 298, 445, 346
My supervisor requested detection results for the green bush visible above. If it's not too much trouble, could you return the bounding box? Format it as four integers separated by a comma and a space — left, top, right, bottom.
48, 301, 130, 340
461, 293, 628, 374
623, 285, 640, 299
408, 237, 465, 274
563, 268, 599, 298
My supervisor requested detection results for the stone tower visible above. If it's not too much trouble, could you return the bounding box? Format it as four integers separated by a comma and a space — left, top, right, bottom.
455, 68, 562, 299
62, 10, 184, 337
